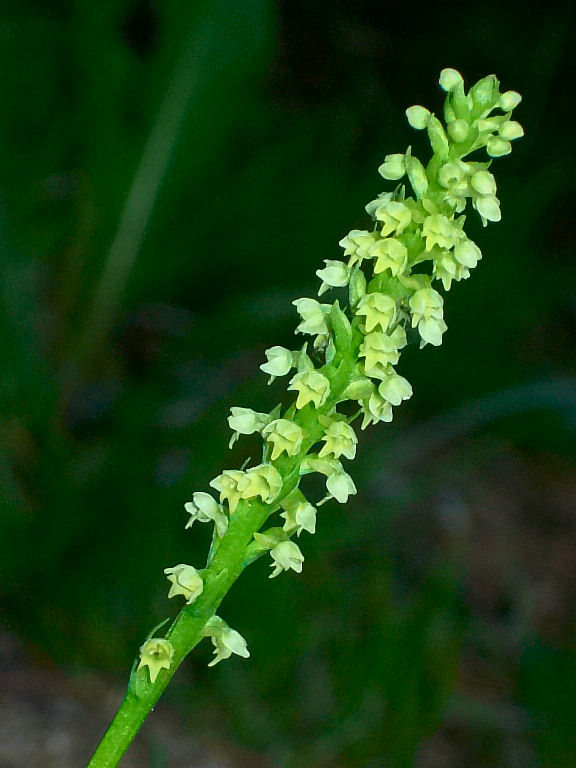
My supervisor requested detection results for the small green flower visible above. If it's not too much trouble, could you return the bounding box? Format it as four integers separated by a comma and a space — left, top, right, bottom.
164, 564, 204, 603
260, 346, 294, 383
319, 421, 358, 460
185, 492, 228, 538
262, 418, 304, 460
371, 238, 408, 277
356, 292, 396, 333
203, 616, 250, 667
228, 407, 271, 447
269, 540, 305, 578
409, 287, 446, 346
339, 229, 378, 267
325, 465, 357, 503
138, 638, 174, 683
359, 329, 406, 376
244, 463, 283, 505
280, 491, 317, 536
293, 298, 330, 336
360, 391, 393, 429
210, 469, 248, 513
422, 213, 460, 252
378, 369, 413, 406
288, 370, 331, 409
378, 153, 406, 180
316, 260, 351, 295
454, 238, 482, 269
432, 247, 471, 290
369, 198, 412, 236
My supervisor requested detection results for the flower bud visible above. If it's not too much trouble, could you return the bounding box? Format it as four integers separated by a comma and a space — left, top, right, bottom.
486, 135, 512, 158
470, 170, 497, 196
499, 90, 522, 111
499, 120, 524, 141
439, 68, 464, 92
447, 119, 469, 143
406, 105, 431, 130
475, 195, 501, 223
378, 153, 406, 180
454, 238, 482, 268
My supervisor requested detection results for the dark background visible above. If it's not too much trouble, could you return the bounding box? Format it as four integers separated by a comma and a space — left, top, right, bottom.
1, 1, 575, 766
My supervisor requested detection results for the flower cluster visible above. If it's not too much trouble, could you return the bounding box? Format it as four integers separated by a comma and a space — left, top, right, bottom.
137, 69, 522, 682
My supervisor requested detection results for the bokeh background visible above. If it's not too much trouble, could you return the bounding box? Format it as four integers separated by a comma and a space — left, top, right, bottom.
1, 1, 575, 766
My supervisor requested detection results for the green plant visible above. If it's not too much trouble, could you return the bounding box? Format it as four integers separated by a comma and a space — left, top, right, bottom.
87, 68, 523, 767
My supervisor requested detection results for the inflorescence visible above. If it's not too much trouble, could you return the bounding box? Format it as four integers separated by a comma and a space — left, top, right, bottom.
138, 68, 523, 683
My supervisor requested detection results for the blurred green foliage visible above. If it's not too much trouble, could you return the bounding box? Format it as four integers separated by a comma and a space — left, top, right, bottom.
1, 1, 576, 766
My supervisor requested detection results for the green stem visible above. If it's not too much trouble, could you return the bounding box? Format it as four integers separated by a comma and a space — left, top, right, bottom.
87, 357, 355, 767
87, 495, 269, 767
